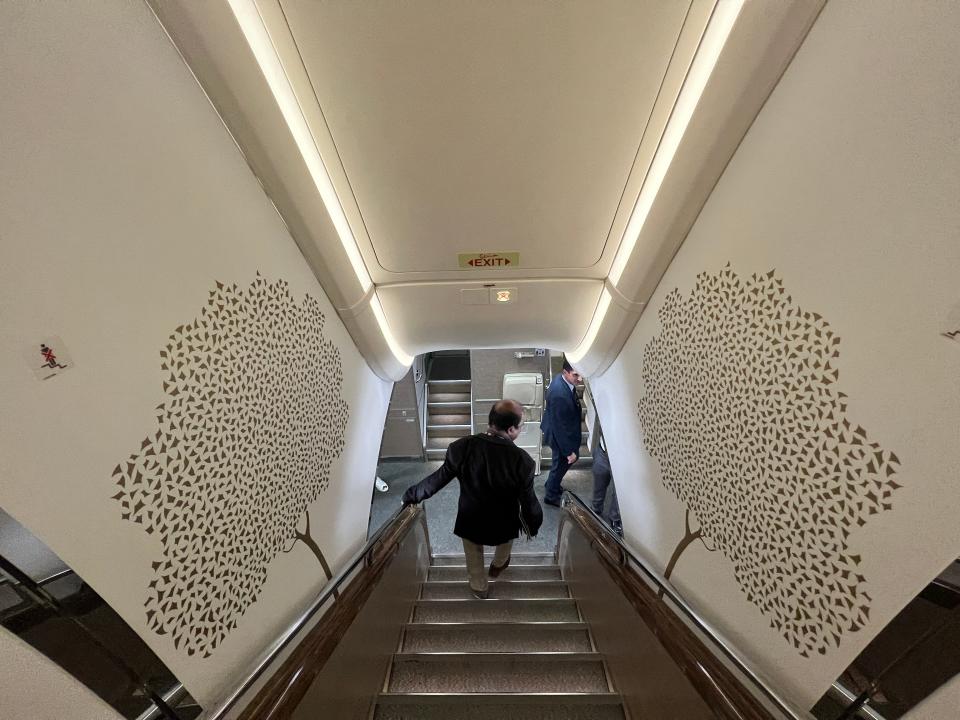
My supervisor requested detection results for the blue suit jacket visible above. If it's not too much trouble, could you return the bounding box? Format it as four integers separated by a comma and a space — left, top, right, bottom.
542, 373, 582, 456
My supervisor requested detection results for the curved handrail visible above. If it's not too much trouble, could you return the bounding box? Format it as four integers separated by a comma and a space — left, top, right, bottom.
560, 490, 808, 720
204, 503, 424, 720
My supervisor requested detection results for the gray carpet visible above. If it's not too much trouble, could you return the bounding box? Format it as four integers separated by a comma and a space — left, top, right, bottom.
401, 624, 593, 653
369, 459, 612, 554
412, 599, 580, 623
388, 658, 609, 693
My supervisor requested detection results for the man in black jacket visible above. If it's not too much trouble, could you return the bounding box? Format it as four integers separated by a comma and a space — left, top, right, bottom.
403, 399, 543, 599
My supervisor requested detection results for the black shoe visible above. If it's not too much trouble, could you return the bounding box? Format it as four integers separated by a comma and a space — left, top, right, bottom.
470, 586, 490, 600
488, 557, 510, 578
543, 497, 561, 507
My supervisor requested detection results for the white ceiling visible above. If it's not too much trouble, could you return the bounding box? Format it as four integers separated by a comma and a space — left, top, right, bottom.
152, 0, 824, 376
377, 279, 604, 356
279, 0, 693, 278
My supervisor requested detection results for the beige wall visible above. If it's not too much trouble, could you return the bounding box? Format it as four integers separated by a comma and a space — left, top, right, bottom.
591, 0, 960, 710
0, 0, 391, 711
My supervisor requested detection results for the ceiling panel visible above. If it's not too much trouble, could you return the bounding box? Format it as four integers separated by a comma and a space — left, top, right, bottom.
280, 0, 692, 275
376, 279, 604, 356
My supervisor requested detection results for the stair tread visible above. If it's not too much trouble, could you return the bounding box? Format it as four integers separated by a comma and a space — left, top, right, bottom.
388, 656, 609, 693
394, 652, 601, 661
402, 623, 593, 653
421, 581, 569, 600
373, 693, 625, 720
428, 565, 561, 582
375, 692, 622, 701
413, 599, 580, 624
428, 393, 472, 402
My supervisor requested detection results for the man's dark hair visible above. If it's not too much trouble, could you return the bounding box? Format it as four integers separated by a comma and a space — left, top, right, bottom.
562, 358, 574, 373
489, 400, 522, 431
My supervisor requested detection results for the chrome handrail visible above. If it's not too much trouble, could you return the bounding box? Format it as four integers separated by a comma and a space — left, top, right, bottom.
203, 503, 417, 720
561, 490, 810, 720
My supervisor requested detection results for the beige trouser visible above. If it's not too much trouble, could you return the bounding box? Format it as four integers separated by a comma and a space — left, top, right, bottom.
461, 538, 513, 592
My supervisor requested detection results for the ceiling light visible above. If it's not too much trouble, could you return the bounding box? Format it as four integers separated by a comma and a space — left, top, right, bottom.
566, 288, 612, 364
228, 1, 413, 368
496, 290, 511, 302
370, 292, 414, 366
572, 0, 744, 366
608, 0, 744, 286
227, 0, 372, 293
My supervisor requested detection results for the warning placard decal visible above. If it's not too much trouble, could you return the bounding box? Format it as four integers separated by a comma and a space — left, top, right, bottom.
25, 335, 74, 381
458, 252, 520, 269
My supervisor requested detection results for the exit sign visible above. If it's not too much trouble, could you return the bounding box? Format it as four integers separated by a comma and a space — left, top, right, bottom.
458, 252, 520, 269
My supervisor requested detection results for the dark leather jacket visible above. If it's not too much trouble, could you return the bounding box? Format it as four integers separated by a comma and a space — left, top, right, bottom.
403, 433, 543, 545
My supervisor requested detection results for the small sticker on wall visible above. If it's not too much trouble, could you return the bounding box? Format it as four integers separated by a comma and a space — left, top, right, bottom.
25, 336, 74, 380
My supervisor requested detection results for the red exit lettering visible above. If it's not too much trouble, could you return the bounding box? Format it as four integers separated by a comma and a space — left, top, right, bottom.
468, 257, 512, 267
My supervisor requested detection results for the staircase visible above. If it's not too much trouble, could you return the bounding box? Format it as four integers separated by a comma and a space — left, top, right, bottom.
426, 379, 472, 460
370, 552, 626, 719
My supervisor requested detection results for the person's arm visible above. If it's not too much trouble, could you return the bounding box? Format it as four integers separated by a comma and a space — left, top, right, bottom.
518, 464, 543, 537
402, 443, 459, 505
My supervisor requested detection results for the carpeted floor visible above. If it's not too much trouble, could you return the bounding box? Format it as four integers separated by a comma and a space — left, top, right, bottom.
368, 458, 617, 554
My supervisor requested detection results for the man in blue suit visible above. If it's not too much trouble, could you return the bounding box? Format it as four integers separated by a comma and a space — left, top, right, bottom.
541, 359, 583, 506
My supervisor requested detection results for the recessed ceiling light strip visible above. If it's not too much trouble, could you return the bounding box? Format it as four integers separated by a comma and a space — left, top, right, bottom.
608, 0, 744, 286
370, 292, 415, 366
228, 0, 414, 368
566, 288, 613, 364
227, 0, 372, 292
570, 0, 744, 365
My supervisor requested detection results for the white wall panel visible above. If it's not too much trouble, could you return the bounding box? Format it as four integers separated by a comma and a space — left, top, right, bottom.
0, 0, 390, 709
592, 0, 960, 708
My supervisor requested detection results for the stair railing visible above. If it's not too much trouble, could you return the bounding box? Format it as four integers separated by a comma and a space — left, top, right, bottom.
204, 503, 428, 720
559, 490, 808, 720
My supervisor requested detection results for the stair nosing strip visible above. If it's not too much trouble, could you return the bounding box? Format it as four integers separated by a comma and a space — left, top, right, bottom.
428, 564, 561, 570
404, 621, 590, 629
415, 598, 574, 604
430, 552, 555, 558
421, 580, 567, 585
374, 692, 623, 703
409, 620, 585, 626
392, 652, 603, 662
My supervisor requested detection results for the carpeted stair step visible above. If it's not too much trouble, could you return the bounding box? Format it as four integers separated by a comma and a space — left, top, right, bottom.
412, 599, 579, 623
372, 694, 625, 720
386, 653, 610, 693
426, 392, 471, 403
420, 580, 570, 600
401, 622, 594, 653
430, 553, 556, 567
428, 564, 562, 582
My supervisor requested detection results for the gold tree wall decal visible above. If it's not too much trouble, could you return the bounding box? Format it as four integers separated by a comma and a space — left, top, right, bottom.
112, 275, 348, 658
637, 265, 901, 657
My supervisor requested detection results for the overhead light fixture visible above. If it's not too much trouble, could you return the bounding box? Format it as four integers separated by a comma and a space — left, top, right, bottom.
566, 288, 612, 364
608, 0, 744, 286
370, 292, 415, 366
227, 0, 412, 368
228, 0, 371, 290
570, 0, 744, 364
